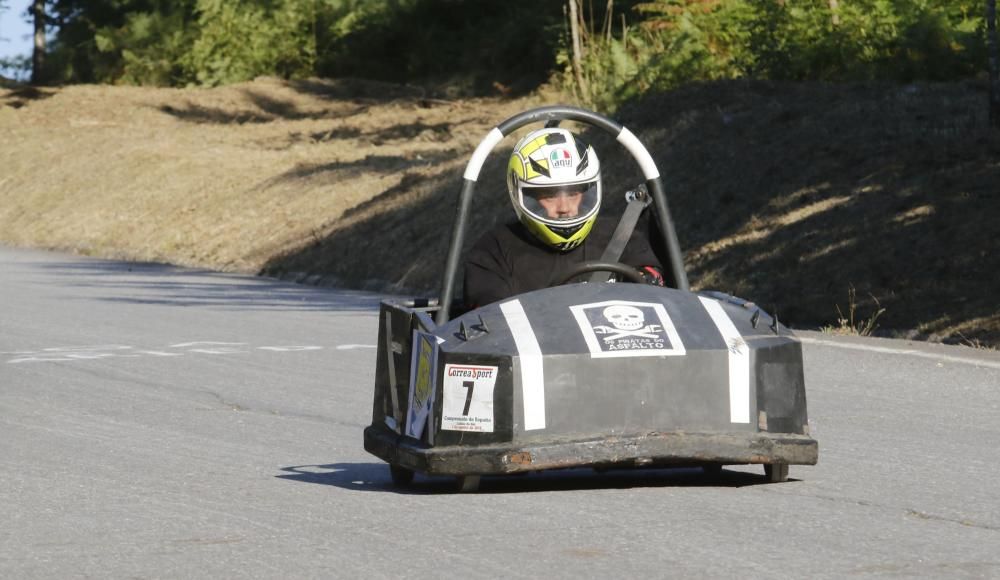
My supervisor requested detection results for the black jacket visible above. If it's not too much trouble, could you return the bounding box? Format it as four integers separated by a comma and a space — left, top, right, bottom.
463, 216, 662, 308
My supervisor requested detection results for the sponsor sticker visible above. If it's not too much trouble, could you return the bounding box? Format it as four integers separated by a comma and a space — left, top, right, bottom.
441, 364, 498, 432
570, 300, 686, 358
549, 148, 573, 169
405, 331, 438, 439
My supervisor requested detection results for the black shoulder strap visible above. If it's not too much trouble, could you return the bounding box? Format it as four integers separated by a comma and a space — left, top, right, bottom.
589, 185, 652, 282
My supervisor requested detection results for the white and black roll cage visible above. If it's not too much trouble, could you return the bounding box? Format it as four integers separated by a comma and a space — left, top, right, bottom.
435, 105, 689, 325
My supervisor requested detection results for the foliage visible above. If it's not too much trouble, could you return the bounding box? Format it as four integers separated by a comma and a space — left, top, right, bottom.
185, 0, 316, 86
560, 0, 988, 110
28, 0, 994, 97
94, 5, 197, 85
557, 0, 749, 109
821, 285, 886, 336
313, 0, 562, 94
0, 54, 29, 81
40, 0, 563, 91
43, 0, 196, 84
739, 0, 985, 82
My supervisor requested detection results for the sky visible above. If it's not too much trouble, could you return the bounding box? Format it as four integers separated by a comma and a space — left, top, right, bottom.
1, 0, 33, 79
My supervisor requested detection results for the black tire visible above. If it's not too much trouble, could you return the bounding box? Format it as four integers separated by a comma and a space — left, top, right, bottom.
455, 475, 481, 492
763, 463, 789, 483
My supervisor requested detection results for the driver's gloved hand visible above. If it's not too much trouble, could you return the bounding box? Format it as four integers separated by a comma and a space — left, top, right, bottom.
639, 266, 665, 286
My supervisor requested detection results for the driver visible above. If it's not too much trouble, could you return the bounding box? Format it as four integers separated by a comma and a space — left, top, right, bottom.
463, 127, 664, 309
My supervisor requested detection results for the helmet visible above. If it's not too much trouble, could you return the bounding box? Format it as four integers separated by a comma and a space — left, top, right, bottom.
507, 127, 601, 251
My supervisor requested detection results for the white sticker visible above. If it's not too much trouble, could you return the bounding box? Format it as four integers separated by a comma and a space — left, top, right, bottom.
441, 364, 498, 432
570, 300, 686, 358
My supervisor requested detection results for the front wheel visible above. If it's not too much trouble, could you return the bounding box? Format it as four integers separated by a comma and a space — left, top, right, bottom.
763, 463, 789, 483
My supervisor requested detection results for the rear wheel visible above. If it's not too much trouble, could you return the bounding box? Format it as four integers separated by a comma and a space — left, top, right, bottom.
455, 475, 481, 493
763, 463, 789, 483
389, 464, 415, 487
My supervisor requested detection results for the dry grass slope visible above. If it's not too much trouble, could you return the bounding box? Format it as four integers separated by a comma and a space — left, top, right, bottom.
1, 77, 996, 346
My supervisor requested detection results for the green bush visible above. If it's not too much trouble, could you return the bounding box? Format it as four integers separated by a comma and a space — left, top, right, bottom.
184, 0, 316, 86
94, 9, 196, 85
563, 0, 988, 110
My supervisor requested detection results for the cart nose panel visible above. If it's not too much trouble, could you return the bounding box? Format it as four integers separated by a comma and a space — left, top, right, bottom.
371, 284, 809, 450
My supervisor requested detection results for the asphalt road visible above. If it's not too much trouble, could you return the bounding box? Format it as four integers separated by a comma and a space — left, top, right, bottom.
2, 247, 999, 579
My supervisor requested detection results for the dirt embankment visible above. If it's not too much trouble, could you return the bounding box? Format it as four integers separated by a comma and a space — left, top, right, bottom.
1, 77, 997, 346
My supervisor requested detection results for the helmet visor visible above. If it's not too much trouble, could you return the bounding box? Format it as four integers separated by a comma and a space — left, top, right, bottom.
520, 181, 600, 225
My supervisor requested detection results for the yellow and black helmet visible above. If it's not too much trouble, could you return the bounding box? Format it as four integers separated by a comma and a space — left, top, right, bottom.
507, 127, 602, 251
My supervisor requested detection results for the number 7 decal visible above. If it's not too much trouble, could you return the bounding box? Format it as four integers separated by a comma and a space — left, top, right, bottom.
442, 364, 498, 433
462, 380, 475, 415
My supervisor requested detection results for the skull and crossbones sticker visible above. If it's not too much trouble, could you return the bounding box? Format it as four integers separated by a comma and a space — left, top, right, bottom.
570, 300, 686, 358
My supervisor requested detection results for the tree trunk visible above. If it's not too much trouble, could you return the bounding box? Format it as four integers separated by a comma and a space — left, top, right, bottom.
988, 0, 1000, 128
31, 0, 45, 84
829, 0, 840, 27
568, 0, 589, 102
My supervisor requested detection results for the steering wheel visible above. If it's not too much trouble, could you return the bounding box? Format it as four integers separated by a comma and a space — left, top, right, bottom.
556, 261, 646, 285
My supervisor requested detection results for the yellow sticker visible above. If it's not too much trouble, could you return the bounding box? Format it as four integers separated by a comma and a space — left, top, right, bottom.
414, 335, 433, 408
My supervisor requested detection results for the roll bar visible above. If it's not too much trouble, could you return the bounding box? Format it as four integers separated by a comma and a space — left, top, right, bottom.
435, 105, 689, 325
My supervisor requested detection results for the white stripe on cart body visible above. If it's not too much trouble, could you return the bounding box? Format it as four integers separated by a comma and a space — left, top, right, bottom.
698, 296, 751, 424
500, 299, 546, 431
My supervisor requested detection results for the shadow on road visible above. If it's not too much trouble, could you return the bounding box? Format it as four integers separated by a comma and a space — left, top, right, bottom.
30, 258, 385, 313
277, 462, 782, 494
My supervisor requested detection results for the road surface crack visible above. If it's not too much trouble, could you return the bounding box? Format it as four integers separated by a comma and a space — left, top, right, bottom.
783, 491, 1000, 533
197, 388, 361, 428
905, 509, 1000, 532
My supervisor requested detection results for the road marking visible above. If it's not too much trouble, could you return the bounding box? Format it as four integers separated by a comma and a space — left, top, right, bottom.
258, 346, 323, 352
6, 345, 133, 363
188, 347, 247, 355
170, 341, 247, 348
500, 299, 546, 431
699, 297, 751, 424
5, 343, 363, 364
798, 337, 1000, 370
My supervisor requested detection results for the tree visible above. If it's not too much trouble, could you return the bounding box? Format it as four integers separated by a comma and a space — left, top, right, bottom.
31, 0, 45, 83
42, 0, 198, 84
568, 0, 590, 102
989, 0, 1000, 128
